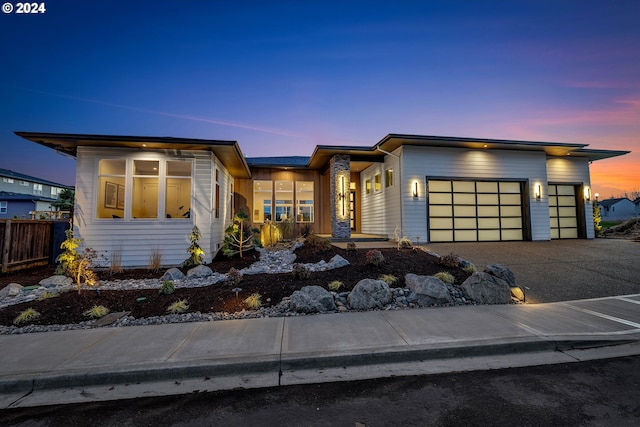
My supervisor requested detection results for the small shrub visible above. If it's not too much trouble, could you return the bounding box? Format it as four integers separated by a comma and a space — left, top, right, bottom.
463, 264, 477, 273
38, 291, 59, 301
378, 274, 397, 285
438, 252, 460, 268
306, 234, 332, 254
149, 246, 163, 272
346, 241, 357, 251
244, 293, 262, 310
84, 305, 110, 319
298, 223, 313, 238
56, 229, 100, 293
13, 308, 41, 325
365, 249, 385, 266
397, 237, 413, 249
167, 299, 189, 314
183, 226, 205, 267
292, 263, 312, 279
223, 210, 261, 258
328, 280, 343, 291
226, 267, 243, 286
434, 271, 455, 284
159, 281, 175, 295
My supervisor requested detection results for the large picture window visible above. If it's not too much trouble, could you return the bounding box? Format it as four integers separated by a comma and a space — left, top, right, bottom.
253, 180, 273, 222
275, 180, 293, 222
296, 181, 314, 222
132, 160, 159, 219
97, 159, 126, 219
165, 161, 192, 219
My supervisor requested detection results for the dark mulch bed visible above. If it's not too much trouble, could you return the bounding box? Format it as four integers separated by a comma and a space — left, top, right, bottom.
0, 245, 471, 327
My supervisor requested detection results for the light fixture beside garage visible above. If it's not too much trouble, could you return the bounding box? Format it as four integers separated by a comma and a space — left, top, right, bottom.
413, 181, 419, 198
584, 187, 591, 201
535, 184, 541, 200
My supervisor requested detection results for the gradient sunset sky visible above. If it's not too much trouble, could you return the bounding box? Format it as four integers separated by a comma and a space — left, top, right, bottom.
1, 0, 638, 198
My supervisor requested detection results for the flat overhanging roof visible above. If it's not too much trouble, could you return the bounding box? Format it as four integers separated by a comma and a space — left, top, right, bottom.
15, 131, 252, 178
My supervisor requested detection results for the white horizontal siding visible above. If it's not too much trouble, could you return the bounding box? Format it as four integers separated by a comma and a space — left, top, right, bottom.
546, 157, 594, 238
400, 146, 550, 242
74, 147, 215, 268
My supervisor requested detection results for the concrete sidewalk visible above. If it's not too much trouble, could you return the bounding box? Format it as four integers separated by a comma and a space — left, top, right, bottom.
2, 293, 639, 409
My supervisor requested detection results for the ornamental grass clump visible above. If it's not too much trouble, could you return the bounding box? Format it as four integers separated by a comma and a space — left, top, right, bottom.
346, 241, 357, 251
83, 305, 110, 319
378, 274, 398, 285
292, 263, 312, 279
397, 237, 413, 249
13, 308, 41, 325
167, 299, 189, 314
328, 280, 343, 291
365, 249, 385, 266
438, 252, 460, 268
434, 271, 455, 285
306, 234, 332, 254
244, 293, 262, 310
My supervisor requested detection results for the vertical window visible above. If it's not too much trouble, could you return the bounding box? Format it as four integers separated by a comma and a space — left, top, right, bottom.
20, 181, 29, 186
97, 159, 126, 219
275, 180, 293, 221
229, 182, 234, 221
3, 178, 14, 183
214, 168, 220, 219
374, 174, 381, 192
296, 181, 314, 222
253, 180, 272, 222
0, 201, 7, 214
132, 160, 159, 219
165, 161, 192, 219
385, 168, 393, 187
33, 183, 43, 195
365, 179, 371, 194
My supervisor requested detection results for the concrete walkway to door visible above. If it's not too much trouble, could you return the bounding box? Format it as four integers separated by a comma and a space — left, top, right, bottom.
428, 239, 640, 304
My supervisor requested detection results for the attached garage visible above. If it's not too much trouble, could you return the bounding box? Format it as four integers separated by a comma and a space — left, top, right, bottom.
427, 178, 526, 242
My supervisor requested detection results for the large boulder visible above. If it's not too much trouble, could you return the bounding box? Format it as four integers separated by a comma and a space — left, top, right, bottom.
348, 279, 392, 310
327, 254, 350, 269
39, 275, 73, 288
405, 273, 453, 306
161, 268, 186, 281
186, 265, 213, 278
483, 263, 516, 286
0, 283, 24, 298
290, 285, 336, 313
461, 272, 511, 304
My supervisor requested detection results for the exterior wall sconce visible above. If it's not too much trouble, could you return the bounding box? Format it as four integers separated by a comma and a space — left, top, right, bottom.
338, 175, 347, 217
413, 181, 419, 199
584, 187, 591, 202
535, 184, 541, 200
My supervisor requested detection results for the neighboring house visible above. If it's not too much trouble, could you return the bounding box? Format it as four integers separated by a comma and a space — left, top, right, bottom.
16, 131, 629, 268
635, 197, 640, 216
597, 197, 638, 222
0, 168, 73, 218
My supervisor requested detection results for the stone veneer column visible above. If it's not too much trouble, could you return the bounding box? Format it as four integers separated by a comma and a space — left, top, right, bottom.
330, 154, 351, 239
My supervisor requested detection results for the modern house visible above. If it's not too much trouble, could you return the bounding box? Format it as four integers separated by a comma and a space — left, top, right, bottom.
16, 131, 629, 268
597, 197, 638, 222
0, 168, 73, 219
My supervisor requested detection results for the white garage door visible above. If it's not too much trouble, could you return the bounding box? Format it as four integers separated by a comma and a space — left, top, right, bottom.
548, 184, 578, 239
428, 179, 525, 242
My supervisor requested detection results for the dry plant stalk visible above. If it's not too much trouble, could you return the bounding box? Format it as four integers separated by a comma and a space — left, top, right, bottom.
109, 247, 124, 275
149, 246, 163, 272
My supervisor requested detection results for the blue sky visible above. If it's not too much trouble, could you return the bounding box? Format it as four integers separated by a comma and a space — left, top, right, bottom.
1, 0, 638, 196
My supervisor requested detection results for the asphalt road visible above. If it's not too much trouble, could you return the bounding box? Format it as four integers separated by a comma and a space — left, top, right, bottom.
2, 356, 639, 427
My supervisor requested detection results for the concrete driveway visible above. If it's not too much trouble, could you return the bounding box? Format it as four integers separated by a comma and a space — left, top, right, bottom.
428, 239, 640, 303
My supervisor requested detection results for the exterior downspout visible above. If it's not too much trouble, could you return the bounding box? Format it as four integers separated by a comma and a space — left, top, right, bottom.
375, 146, 403, 241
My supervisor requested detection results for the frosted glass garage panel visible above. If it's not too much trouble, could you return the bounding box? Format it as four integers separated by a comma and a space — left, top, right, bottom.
558, 196, 576, 206
430, 230, 453, 242
501, 206, 522, 216
478, 206, 499, 217
561, 229, 578, 238
557, 185, 575, 195
477, 194, 499, 205
430, 205, 452, 216
478, 218, 500, 229
559, 217, 577, 228
550, 229, 560, 239
476, 181, 498, 193
499, 182, 521, 193
454, 230, 477, 241
454, 218, 477, 228
500, 194, 522, 205
559, 207, 577, 217
430, 193, 452, 204
429, 180, 452, 192
501, 217, 522, 228
478, 230, 501, 241
430, 218, 453, 229
453, 181, 475, 192
550, 217, 558, 228
454, 193, 476, 204
454, 205, 476, 216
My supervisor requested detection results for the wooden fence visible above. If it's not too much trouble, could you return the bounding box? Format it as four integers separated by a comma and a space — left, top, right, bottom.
0, 219, 64, 273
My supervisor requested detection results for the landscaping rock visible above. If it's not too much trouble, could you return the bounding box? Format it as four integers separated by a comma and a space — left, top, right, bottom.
484, 263, 517, 286
186, 265, 214, 278
0, 283, 24, 298
161, 268, 186, 281
405, 273, 453, 306
289, 285, 336, 313
348, 279, 392, 310
39, 275, 73, 288
461, 272, 511, 304
327, 254, 350, 269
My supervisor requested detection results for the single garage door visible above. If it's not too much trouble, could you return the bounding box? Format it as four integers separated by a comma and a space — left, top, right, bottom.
548, 184, 578, 239
428, 179, 525, 242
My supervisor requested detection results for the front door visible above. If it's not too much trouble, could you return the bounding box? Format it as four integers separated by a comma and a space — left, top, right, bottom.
349, 190, 356, 230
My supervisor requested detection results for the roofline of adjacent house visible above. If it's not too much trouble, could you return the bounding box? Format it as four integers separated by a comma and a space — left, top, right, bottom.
14, 131, 252, 179
0, 168, 74, 189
